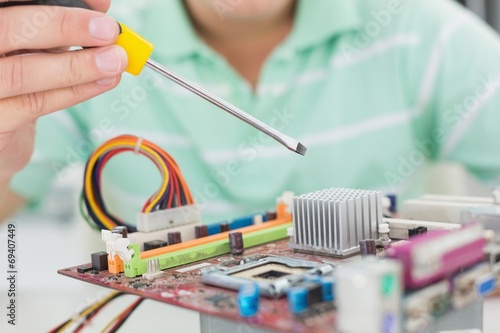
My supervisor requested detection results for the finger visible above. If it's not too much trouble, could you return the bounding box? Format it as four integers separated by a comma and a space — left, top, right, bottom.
0, 6, 119, 54
0, 0, 111, 13
0, 75, 121, 130
0, 45, 128, 99
83, 0, 111, 13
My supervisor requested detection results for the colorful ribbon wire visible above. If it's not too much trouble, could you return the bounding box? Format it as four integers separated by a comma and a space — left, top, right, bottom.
81, 134, 194, 232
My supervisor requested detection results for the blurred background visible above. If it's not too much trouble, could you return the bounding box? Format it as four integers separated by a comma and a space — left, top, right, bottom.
458, 0, 500, 30
1, 1, 500, 332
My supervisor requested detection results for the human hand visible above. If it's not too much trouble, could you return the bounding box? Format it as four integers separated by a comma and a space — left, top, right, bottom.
0, 0, 127, 179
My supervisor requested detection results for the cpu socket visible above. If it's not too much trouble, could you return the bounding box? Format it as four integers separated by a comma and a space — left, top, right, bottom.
201, 255, 333, 297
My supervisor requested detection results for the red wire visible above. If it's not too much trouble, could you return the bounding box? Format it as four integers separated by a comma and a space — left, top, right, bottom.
107, 298, 144, 333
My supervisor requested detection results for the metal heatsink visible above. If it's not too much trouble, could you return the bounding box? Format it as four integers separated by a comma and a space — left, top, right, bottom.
290, 188, 383, 257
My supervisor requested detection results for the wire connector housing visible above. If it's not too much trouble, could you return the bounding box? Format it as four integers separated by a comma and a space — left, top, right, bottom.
136, 204, 201, 233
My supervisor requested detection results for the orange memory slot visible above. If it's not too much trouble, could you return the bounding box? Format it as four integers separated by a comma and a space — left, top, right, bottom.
141, 204, 292, 259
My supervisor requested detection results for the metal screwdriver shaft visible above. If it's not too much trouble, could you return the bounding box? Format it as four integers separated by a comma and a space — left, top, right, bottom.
145, 59, 307, 156
1, 0, 307, 156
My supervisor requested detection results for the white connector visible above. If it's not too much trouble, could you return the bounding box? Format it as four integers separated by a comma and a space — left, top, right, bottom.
136, 204, 201, 233
385, 218, 460, 240
143, 258, 163, 280
128, 223, 201, 251
101, 230, 134, 262
276, 191, 294, 213
493, 187, 500, 205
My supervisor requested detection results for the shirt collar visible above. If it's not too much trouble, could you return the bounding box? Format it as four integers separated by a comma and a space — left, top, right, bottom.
142, 0, 363, 61
283, 0, 363, 53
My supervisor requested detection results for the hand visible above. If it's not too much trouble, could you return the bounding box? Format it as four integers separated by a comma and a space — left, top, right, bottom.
0, 0, 128, 179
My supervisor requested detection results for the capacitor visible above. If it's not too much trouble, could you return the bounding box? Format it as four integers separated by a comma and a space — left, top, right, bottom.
112, 226, 128, 238
265, 210, 277, 221
167, 232, 182, 245
359, 239, 377, 256
238, 283, 260, 317
228, 232, 244, 255
287, 286, 308, 314
195, 225, 208, 238
386, 194, 397, 213
321, 277, 335, 302
220, 223, 230, 232
144, 239, 168, 251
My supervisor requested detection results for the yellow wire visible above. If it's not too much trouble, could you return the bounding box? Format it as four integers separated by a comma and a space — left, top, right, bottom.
99, 298, 142, 333
56, 291, 121, 332
99, 309, 123, 333
84, 140, 169, 229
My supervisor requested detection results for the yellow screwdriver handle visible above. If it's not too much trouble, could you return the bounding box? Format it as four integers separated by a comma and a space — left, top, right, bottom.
115, 23, 154, 76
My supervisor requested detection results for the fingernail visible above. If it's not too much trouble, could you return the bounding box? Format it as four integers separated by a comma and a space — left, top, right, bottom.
90, 16, 118, 41
95, 46, 124, 72
97, 77, 117, 86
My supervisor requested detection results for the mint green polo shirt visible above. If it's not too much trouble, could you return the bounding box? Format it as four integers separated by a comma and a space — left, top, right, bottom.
11, 0, 500, 223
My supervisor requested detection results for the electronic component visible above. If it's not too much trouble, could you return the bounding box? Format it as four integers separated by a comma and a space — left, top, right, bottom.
402, 193, 494, 224
144, 240, 169, 251
228, 232, 244, 255
128, 223, 198, 251
81, 135, 195, 232
238, 283, 260, 317
404, 280, 450, 332
287, 286, 308, 314
335, 257, 402, 333
385, 218, 460, 240
61, 177, 498, 333
378, 223, 391, 246
408, 226, 427, 238
136, 204, 201, 233
124, 221, 292, 278
76, 265, 93, 274
461, 206, 500, 240
201, 255, 328, 297
112, 226, 128, 238
220, 223, 230, 232
91, 252, 109, 271
265, 210, 277, 221
290, 188, 382, 257
143, 258, 163, 280
386, 194, 397, 213
359, 239, 377, 256
452, 263, 490, 308
195, 225, 209, 239
387, 224, 486, 289
321, 277, 335, 302
168, 232, 182, 245
288, 282, 324, 312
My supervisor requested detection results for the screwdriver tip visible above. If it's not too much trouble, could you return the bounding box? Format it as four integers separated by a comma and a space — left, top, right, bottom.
295, 142, 307, 156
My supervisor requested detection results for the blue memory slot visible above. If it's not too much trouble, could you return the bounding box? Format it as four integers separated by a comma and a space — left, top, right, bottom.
207, 223, 221, 236
230, 215, 257, 230
206, 213, 265, 235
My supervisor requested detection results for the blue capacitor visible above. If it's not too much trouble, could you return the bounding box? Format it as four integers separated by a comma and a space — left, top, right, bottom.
386, 194, 397, 213
321, 277, 335, 302
287, 286, 308, 314
238, 283, 260, 317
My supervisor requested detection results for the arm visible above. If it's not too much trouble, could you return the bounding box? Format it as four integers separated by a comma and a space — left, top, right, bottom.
0, 185, 27, 223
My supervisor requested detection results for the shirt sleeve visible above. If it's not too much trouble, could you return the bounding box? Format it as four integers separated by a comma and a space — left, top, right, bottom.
403, 0, 500, 184
9, 110, 87, 208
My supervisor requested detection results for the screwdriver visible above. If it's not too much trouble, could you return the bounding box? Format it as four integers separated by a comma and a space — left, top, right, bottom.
1, 0, 307, 156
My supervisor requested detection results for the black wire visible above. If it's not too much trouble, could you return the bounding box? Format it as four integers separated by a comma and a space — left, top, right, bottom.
84, 157, 137, 232
108, 299, 145, 333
